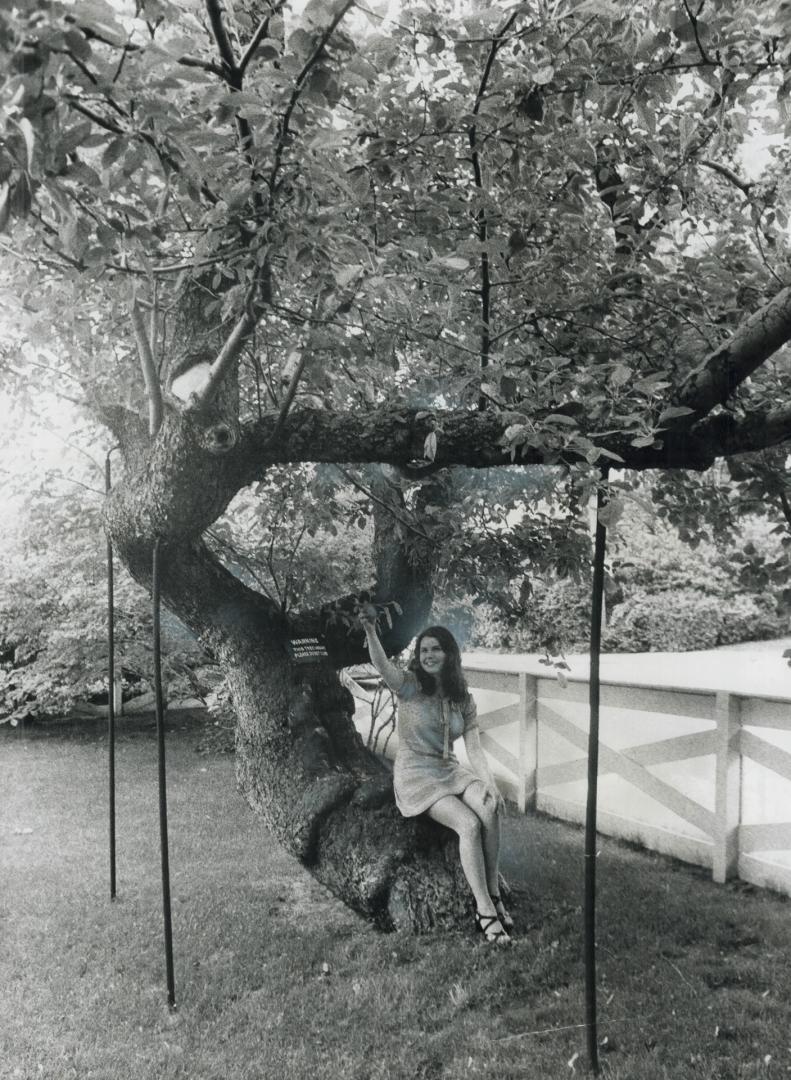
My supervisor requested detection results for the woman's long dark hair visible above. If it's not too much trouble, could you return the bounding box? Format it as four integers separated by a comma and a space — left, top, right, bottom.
409, 625, 469, 704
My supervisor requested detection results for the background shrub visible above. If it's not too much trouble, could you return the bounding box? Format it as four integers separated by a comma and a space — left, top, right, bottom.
602, 589, 722, 653
448, 508, 790, 656
716, 593, 787, 646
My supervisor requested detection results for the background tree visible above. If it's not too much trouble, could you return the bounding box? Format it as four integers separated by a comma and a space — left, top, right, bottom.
2, 0, 791, 929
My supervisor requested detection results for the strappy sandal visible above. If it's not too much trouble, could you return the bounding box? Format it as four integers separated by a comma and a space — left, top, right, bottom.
490, 893, 514, 931
475, 911, 511, 944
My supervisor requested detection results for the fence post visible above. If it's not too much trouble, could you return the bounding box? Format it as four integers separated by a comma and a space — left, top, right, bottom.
518, 673, 538, 813
713, 691, 741, 884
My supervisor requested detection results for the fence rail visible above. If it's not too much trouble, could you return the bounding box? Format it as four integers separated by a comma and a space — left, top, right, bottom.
78, 660, 791, 899
463, 664, 791, 899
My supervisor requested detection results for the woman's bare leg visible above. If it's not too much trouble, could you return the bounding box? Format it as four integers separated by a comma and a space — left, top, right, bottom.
461, 782, 512, 928
425, 795, 507, 938
460, 782, 501, 895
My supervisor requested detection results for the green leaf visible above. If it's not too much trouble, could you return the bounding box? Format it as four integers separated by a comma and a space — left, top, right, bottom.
101, 138, 126, 169
433, 256, 470, 271
16, 118, 35, 170
64, 27, 92, 61
658, 406, 695, 423
335, 265, 361, 287
610, 365, 632, 387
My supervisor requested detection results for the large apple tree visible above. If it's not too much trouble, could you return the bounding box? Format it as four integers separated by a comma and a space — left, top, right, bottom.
2, 0, 791, 929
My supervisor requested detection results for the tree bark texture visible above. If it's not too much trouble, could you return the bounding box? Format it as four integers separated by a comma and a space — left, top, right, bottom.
228, 399, 791, 477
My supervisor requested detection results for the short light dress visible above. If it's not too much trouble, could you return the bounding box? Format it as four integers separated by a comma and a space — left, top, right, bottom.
386, 669, 481, 817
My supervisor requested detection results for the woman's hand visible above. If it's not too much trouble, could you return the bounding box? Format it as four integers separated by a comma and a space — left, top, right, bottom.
359, 602, 379, 631
482, 782, 506, 815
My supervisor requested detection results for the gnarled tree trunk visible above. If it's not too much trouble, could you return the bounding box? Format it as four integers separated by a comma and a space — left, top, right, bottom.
105, 410, 470, 931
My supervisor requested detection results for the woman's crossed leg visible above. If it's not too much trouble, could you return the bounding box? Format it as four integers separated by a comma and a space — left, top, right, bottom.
426, 787, 510, 942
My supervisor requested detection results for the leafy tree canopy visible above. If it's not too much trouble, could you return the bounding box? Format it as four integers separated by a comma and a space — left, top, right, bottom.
1, 0, 791, 479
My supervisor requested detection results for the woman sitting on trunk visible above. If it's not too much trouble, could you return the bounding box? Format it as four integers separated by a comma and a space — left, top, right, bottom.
361, 610, 513, 943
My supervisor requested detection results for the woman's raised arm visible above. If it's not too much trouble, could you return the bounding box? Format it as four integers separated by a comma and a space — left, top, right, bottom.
360, 606, 406, 693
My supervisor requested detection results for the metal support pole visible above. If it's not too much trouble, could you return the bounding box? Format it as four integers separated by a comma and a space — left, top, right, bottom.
152, 536, 176, 1008
584, 472, 608, 1075
105, 451, 117, 901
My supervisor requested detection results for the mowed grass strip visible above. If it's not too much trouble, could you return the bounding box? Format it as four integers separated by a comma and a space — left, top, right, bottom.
1, 720, 790, 1080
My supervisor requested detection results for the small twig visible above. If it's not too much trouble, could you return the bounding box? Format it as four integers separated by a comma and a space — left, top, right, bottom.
266, 290, 323, 442
467, 11, 519, 411
239, 1, 287, 74
660, 952, 699, 995
335, 467, 433, 543
699, 158, 752, 194
268, 0, 356, 200
45, 474, 105, 497
148, 278, 159, 363
177, 53, 225, 77
40, 425, 106, 473
682, 0, 713, 65
778, 489, 791, 531
499, 1012, 662, 1042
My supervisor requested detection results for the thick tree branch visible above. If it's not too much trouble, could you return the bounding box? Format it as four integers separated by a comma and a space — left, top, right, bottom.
205, 0, 240, 74
107, 397, 790, 562
130, 297, 163, 435
205, 0, 261, 162
91, 404, 150, 468
694, 405, 791, 457
676, 285, 791, 417
227, 403, 753, 478
185, 307, 257, 414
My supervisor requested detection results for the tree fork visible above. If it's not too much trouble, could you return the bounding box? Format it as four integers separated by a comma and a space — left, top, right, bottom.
104, 442, 470, 931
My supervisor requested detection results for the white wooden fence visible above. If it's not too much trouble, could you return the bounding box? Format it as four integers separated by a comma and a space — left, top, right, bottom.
463, 663, 791, 899
88, 657, 791, 899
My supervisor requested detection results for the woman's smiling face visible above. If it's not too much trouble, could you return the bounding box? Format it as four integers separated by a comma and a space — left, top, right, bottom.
419, 636, 445, 675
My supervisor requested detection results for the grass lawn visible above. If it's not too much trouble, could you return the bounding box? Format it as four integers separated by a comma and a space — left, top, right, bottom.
2, 717, 790, 1080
